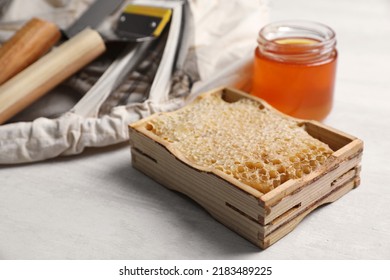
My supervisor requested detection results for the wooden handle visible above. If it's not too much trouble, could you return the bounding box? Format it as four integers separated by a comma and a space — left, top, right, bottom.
0, 28, 106, 124
0, 18, 61, 85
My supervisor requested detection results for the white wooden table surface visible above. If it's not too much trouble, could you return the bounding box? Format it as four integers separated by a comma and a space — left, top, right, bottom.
1, 0, 390, 259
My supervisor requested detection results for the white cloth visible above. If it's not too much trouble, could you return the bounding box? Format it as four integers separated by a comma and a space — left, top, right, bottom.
0, 0, 268, 164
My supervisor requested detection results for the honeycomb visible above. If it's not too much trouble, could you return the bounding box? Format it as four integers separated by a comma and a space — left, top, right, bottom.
145, 93, 334, 194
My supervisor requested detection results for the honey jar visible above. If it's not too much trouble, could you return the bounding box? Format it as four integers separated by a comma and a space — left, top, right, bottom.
252, 20, 337, 121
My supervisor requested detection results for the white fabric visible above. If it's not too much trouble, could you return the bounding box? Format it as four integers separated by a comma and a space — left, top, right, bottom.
0, 0, 92, 39
0, 0, 268, 164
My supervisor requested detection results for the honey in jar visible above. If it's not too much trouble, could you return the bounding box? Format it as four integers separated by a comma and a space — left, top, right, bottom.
252, 21, 337, 121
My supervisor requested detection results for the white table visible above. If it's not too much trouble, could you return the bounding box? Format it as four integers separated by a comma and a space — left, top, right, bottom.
1, 0, 389, 259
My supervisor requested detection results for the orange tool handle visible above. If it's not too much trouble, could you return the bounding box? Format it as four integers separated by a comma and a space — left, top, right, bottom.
0, 28, 106, 124
0, 18, 61, 85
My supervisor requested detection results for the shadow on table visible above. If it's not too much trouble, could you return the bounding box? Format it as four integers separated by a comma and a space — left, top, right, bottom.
111, 162, 263, 258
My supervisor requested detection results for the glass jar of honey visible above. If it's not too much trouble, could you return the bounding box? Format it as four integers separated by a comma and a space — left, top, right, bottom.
252, 20, 337, 121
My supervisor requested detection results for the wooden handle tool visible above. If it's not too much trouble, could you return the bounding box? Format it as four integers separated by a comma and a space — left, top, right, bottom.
0, 28, 106, 124
0, 18, 61, 85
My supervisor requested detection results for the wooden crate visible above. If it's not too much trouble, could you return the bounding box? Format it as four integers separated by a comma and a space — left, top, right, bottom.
128, 87, 363, 249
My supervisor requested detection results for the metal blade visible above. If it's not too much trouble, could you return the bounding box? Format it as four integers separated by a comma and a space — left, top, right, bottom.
64, 0, 124, 38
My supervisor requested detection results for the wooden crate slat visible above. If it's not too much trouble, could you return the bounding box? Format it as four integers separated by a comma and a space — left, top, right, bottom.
261, 153, 362, 224
263, 178, 358, 248
130, 129, 266, 219
263, 169, 360, 236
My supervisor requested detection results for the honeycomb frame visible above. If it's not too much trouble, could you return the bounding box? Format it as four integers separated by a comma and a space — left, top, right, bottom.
143, 91, 334, 194
129, 87, 363, 249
